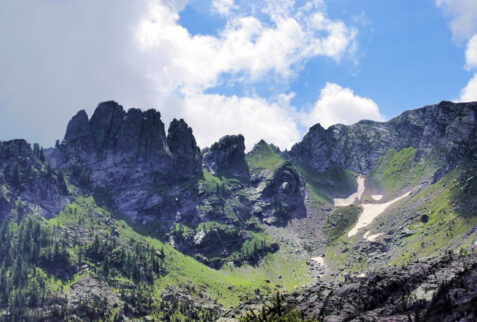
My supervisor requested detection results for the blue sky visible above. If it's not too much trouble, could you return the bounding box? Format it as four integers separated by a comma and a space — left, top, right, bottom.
0, 0, 476, 150
181, 0, 469, 117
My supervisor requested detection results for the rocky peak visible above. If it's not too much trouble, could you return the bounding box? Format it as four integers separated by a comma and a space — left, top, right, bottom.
250, 139, 281, 155
64, 110, 89, 143
289, 101, 477, 174
203, 134, 246, 175
167, 119, 202, 177
58, 101, 171, 165
88, 101, 125, 150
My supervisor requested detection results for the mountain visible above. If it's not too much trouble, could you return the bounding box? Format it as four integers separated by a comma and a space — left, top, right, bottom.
0, 100, 476, 321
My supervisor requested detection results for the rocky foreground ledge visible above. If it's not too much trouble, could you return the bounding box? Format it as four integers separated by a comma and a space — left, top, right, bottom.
222, 252, 477, 322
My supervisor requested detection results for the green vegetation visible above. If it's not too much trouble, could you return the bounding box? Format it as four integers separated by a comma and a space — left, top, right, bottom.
323, 205, 362, 244
292, 163, 356, 205
0, 216, 69, 320
368, 147, 443, 197
246, 141, 286, 172
0, 196, 311, 320
198, 169, 242, 195
323, 161, 477, 274
390, 164, 477, 266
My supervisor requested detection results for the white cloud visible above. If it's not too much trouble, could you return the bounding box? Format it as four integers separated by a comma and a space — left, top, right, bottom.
436, 1, 477, 103
460, 74, 477, 102
212, 0, 235, 16
181, 93, 300, 151
136, 0, 358, 93
0, 0, 359, 151
436, 0, 477, 43
301, 83, 384, 129
465, 34, 477, 70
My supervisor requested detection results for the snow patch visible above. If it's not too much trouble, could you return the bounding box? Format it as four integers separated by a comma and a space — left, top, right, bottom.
364, 231, 383, 242
334, 176, 365, 207
348, 191, 411, 237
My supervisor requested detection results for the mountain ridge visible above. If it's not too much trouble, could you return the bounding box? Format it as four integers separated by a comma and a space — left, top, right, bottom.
0, 99, 476, 321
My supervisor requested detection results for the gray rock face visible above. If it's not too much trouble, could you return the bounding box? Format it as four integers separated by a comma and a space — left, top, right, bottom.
59, 101, 171, 169
167, 119, 202, 178
46, 101, 199, 221
257, 164, 306, 226
292, 254, 477, 322
224, 254, 477, 321
64, 110, 89, 143
203, 135, 246, 175
0, 139, 70, 219
289, 101, 477, 174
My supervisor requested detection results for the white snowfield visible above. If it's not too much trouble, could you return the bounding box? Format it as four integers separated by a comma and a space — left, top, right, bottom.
333, 176, 365, 207
348, 191, 411, 237
313, 176, 412, 265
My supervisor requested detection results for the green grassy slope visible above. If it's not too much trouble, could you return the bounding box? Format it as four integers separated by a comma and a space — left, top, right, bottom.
367, 147, 444, 198
324, 156, 477, 276
389, 162, 477, 266
1, 195, 311, 320
245, 141, 286, 173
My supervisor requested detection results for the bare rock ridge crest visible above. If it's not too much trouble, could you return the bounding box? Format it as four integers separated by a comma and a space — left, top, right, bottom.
289, 100, 477, 175
1, 99, 476, 232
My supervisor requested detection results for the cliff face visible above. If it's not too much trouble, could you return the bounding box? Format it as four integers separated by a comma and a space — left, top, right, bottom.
289, 101, 477, 174
203, 134, 247, 176
46, 101, 203, 221
0, 140, 70, 220
50, 102, 170, 181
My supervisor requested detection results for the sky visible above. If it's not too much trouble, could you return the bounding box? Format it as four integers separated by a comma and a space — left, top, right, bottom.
0, 0, 476, 151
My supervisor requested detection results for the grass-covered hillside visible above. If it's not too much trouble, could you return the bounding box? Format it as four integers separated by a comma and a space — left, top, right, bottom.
366, 146, 444, 198
323, 152, 477, 277
0, 195, 311, 321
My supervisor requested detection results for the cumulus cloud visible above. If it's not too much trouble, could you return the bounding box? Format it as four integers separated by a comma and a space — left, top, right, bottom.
436, 0, 477, 43
0, 0, 359, 150
436, 0, 477, 103
182, 94, 300, 150
212, 0, 235, 16
301, 83, 384, 129
136, 0, 358, 92
460, 74, 477, 102
465, 34, 477, 70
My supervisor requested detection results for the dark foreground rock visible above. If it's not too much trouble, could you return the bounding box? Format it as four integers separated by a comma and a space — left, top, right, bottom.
224, 253, 477, 322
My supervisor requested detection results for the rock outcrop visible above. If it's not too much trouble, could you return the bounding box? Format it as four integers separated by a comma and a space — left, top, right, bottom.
289, 101, 477, 174
46, 101, 203, 221
0, 139, 70, 219
203, 135, 247, 176
253, 163, 306, 226
225, 253, 477, 322
54, 101, 172, 171
167, 119, 202, 178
